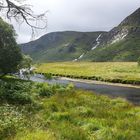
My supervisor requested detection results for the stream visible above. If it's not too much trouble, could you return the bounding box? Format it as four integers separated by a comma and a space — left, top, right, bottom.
30, 74, 140, 105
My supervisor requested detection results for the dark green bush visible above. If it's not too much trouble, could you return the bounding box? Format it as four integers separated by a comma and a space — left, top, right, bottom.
38, 83, 74, 97
44, 73, 52, 80
0, 81, 34, 105
38, 84, 54, 97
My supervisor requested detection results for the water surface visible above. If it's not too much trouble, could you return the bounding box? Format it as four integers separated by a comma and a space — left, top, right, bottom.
30, 74, 140, 105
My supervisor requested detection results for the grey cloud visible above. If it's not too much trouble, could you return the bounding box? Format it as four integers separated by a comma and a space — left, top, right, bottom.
12, 0, 140, 43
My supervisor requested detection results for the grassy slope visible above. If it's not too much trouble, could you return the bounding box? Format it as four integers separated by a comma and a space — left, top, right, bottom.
22, 31, 104, 62
83, 33, 140, 62
0, 78, 140, 140
82, 8, 140, 62
21, 8, 140, 63
36, 62, 140, 84
21, 29, 140, 62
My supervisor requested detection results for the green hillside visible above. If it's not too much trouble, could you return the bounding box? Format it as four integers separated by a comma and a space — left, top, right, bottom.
21, 8, 140, 62
83, 33, 140, 61
21, 31, 105, 62
82, 8, 140, 62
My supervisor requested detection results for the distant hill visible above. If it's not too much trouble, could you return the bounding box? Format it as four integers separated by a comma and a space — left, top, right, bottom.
21, 8, 140, 62
21, 31, 106, 62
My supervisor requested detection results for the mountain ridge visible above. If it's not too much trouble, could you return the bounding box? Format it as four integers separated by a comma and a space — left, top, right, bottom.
21, 8, 140, 62
21, 31, 107, 62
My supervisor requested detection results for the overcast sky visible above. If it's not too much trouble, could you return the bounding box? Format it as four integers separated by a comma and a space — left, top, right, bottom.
11, 0, 140, 43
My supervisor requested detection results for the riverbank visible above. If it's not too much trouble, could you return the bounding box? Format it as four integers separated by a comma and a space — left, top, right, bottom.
30, 74, 140, 105
0, 77, 140, 140
35, 62, 140, 85
59, 77, 140, 89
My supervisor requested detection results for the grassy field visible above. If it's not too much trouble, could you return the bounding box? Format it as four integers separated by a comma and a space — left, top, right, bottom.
36, 62, 140, 84
0, 77, 140, 140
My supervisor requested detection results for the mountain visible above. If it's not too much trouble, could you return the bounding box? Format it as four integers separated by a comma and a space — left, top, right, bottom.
21, 8, 140, 62
21, 31, 106, 62
82, 8, 140, 61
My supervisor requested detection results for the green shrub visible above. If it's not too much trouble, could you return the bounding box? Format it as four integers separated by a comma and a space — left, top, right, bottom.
38, 83, 54, 97
44, 73, 52, 80
0, 81, 34, 104
38, 83, 74, 97
0, 105, 25, 139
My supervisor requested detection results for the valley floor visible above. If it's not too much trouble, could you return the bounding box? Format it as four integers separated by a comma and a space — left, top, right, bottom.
36, 62, 140, 85
0, 77, 140, 140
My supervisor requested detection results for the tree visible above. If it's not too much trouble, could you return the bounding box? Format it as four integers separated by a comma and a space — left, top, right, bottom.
0, 0, 46, 75
19, 55, 33, 80
0, 0, 47, 38
0, 18, 22, 76
19, 55, 33, 70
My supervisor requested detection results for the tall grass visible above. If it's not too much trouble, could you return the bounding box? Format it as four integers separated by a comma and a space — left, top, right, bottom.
0, 78, 140, 140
